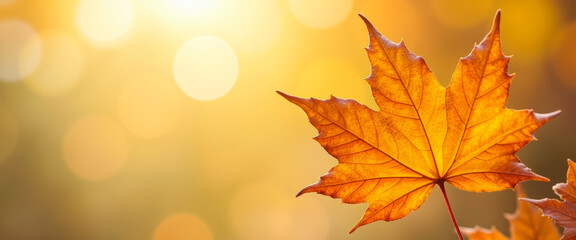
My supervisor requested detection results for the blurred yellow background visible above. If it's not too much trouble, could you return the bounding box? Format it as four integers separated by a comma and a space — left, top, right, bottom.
0, 0, 575, 239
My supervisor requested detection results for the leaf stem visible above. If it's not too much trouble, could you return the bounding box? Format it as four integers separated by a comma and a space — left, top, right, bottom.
439, 181, 464, 240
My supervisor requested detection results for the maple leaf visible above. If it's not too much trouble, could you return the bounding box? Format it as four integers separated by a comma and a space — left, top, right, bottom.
460, 186, 560, 240
278, 10, 560, 233
523, 159, 576, 240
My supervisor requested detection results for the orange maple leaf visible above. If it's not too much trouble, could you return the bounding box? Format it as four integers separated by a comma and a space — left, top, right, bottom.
523, 159, 576, 240
460, 186, 560, 240
278, 11, 560, 233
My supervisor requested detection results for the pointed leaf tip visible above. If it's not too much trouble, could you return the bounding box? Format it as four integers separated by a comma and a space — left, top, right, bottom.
296, 185, 310, 197
295, 187, 306, 197
357, 13, 369, 25
550, 109, 562, 117
358, 13, 378, 35
277, 91, 314, 111
492, 9, 501, 33
349, 221, 362, 234
276, 90, 298, 102
537, 110, 562, 122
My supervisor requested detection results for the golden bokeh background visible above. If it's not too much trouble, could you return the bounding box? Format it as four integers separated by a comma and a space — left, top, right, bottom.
0, 0, 575, 239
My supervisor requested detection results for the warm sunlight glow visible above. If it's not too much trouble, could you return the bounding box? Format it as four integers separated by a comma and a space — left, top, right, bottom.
25, 31, 84, 97
225, 0, 280, 53
76, 0, 133, 43
0, 1, 571, 239
428, 0, 495, 29
148, 0, 222, 26
117, 79, 180, 138
289, 0, 353, 29
173, 35, 238, 101
154, 214, 213, 240
0, 19, 41, 82
168, 0, 213, 16
295, 58, 372, 107
63, 116, 128, 181
0, 103, 18, 164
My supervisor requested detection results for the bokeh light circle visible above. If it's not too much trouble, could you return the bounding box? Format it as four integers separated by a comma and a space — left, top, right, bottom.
117, 80, 180, 138
289, 0, 353, 29
0, 19, 42, 82
63, 116, 128, 181
173, 35, 238, 101
154, 214, 213, 240
25, 31, 84, 97
76, 0, 133, 42
0, 103, 19, 164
